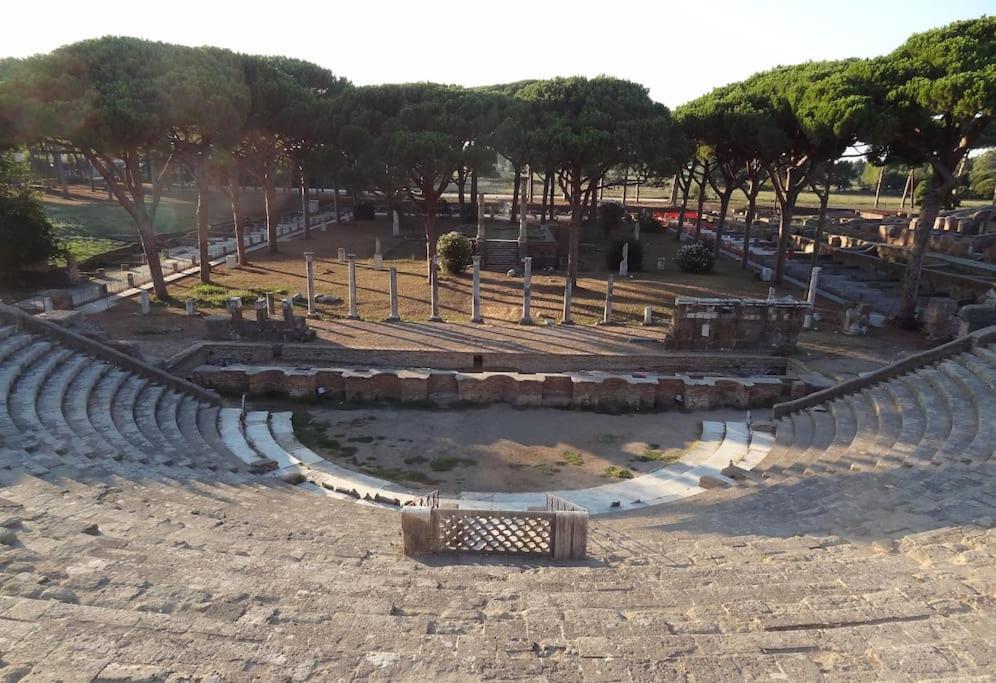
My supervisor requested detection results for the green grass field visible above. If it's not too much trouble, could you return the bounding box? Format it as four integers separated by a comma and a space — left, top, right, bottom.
44, 195, 198, 242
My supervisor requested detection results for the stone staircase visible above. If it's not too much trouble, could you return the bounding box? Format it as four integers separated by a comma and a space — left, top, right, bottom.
754, 344, 995, 480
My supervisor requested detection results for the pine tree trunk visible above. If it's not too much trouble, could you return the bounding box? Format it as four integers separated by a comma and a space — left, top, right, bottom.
137, 212, 167, 300
897, 173, 947, 327
669, 174, 679, 205
873, 167, 884, 208
229, 179, 247, 267
300, 163, 311, 240
264, 177, 278, 254
196, 174, 211, 283
694, 179, 707, 240
742, 197, 756, 269
567, 177, 583, 286
811, 189, 829, 267
715, 190, 732, 257
510, 168, 521, 223
676, 170, 692, 241
470, 169, 478, 204
457, 169, 466, 215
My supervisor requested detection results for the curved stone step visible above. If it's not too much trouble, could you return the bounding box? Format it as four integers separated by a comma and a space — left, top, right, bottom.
867, 384, 902, 465
269, 412, 324, 465
806, 398, 857, 476
965, 349, 996, 392
0, 332, 32, 366
195, 404, 243, 472
0, 340, 53, 433
787, 407, 835, 477
754, 414, 795, 475
941, 356, 996, 465
901, 373, 952, 468
922, 365, 978, 466
218, 408, 275, 473
881, 380, 925, 470
174, 396, 238, 472
9, 346, 72, 432
38, 354, 90, 436
840, 390, 879, 472
133, 382, 182, 457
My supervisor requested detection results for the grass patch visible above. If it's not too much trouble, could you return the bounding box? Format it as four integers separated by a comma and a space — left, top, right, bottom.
561, 450, 583, 466
633, 447, 681, 464
361, 465, 435, 485
429, 456, 476, 472
291, 414, 341, 453
534, 463, 561, 475
604, 466, 634, 479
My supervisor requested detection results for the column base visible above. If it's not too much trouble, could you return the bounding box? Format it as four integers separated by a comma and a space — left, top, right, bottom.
560, 318, 575, 325
428, 316, 443, 322
346, 314, 360, 320
519, 317, 534, 325
384, 315, 401, 323
471, 317, 484, 324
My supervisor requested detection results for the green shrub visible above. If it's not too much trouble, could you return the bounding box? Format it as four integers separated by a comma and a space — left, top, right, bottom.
353, 202, 376, 220
604, 466, 634, 479
436, 231, 472, 275
675, 242, 714, 274
605, 238, 644, 271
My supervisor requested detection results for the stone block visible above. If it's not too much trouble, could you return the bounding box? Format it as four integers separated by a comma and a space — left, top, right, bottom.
514, 377, 544, 407
248, 368, 286, 397
541, 375, 573, 407
426, 372, 458, 403
315, 369, 346, 399
684, 382, 712, 410
283, 368, 318, 398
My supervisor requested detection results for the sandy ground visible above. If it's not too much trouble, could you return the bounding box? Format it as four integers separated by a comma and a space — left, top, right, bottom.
289, 404, 747, 494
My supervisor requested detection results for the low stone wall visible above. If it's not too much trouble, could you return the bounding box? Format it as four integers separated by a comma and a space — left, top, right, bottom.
191, 363, 798, 410
665, 297, 810, 352
166, 340, 792, 377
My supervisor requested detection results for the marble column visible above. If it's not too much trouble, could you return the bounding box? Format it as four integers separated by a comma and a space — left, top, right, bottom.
471, 255, 483, 324
347, 257, 359, 320
619, 242, 629, 277
304, 252, 316, 316
643, 305, 653, 326
185, 298, 196, 317
429, 256, 442, 322
337, 247, 346, 264
392, 210, 400, 237
520, 256, 533, 325
386, 267, 400, 322
602, 276, 614, 324
561, 277, 574, 325
477, 193, 485, 240
265, 292, 275, 316
139, 290, 150, 316
373, 238, 383, 271
804, 266, 822, 330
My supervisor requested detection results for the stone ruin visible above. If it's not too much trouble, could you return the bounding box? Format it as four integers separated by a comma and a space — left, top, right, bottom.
663, 297, 810, 353
204, 297, 315, 343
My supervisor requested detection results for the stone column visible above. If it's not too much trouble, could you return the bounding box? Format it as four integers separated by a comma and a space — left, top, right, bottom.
602, 276, 614, 324
803, 266, 821, 330
634, 220, 640, 241
282, 298, 294, 324
643, 305, 653, 326
321, 221, 328, 232
139, 290, 150, 316
561, 278, 574, 325
471, 255, 483, 324
373, 239, 384, 270
337, 247, 346, 264
42, 296, 54, 313
518, 183, 528, 245
265, 292, 275, 316
520, 256, 533, 325
304, 252, 316, 317
386, 267, 400, 322
476, 193, 485, 240
229, 297, 243, 329
347, 257, 359, 320
185, 298, 196, 316
429, 256, 442, 322
619, 242, 629, 277
392, 210, 400, 237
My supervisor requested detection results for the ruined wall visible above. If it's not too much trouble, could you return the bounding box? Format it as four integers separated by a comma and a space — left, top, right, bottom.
665, 298, 809, 353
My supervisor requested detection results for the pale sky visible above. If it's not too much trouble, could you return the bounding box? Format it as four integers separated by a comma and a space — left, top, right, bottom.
1, 0, 991, 108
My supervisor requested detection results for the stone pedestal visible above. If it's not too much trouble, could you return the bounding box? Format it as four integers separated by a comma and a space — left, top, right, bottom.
471, 256, 483, 323
619, 242, 629, 277
386, 267, 400, 322
392, 210, 400, 237
139, 291, 150, 316
185, 298, 196, 317
643, 305, 653, 326
561, 278, 574, 325
520, 257, 533, 325
429, 256, 442, 322
265, 292, 275, 316
43, 296, 54, 313
601, 276, 614, 325
346, 257, 359, 320
337, 248, 346, 264
226, 254, 238, 269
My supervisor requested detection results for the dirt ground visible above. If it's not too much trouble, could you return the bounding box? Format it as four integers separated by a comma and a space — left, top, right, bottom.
290, 404, 747, 494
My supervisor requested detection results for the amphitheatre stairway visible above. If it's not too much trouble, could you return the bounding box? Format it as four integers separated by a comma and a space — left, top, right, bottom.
0, 315, 993, 677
